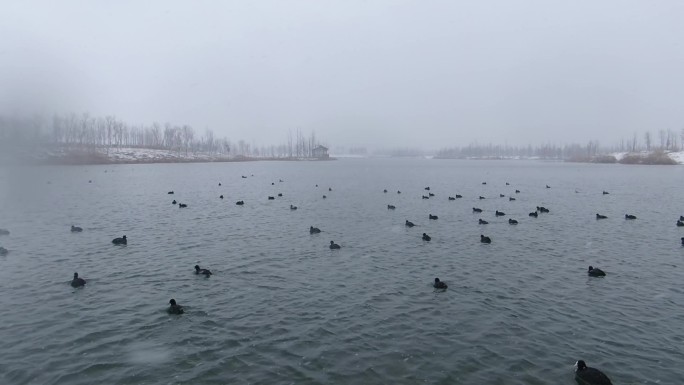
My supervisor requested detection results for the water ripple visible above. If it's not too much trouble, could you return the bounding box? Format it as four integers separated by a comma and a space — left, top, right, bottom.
1, 160, 683, 384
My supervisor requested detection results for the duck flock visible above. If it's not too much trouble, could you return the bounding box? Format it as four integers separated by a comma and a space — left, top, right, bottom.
3, 174, 684, 385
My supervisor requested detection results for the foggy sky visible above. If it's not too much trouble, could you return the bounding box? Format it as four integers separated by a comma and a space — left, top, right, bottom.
2, 1, 683, 151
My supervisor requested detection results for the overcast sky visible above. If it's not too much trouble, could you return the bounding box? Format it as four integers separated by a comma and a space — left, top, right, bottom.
2, 1, 683, 150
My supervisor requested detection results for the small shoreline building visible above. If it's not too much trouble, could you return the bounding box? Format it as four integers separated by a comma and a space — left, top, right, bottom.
312, 145, 329, 159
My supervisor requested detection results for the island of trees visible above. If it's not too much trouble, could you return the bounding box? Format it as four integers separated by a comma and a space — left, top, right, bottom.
0, 113, 329, 164
435, 129, 683, 165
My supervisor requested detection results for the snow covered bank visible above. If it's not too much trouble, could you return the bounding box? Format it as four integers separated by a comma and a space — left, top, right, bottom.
609, 151, 683, 165
668, 151, 684, 164
7, 146, 329, 165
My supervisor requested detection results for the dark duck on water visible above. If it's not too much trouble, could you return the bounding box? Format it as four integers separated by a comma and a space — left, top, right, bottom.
194, 265, 212, 276
574, 360, 612, 385
433, 278, 447, 289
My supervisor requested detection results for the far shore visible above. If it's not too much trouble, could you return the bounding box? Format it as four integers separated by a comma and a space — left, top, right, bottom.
38, 155, 337, 166
1, 147, 335, 166
3, 147, 682, 166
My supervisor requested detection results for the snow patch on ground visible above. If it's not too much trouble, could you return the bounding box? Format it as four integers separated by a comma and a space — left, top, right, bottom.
668, 151, 684, 164
95, 147, 234, 162
610, 151, 683, 164
105, 147, 226, 161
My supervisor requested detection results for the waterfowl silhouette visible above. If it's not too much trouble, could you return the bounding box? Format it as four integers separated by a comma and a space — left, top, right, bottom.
424, 187, 430, 191
218, 182, 221, 186
268, 196, 275, 200
383, 189, 387, 193
499, 194, 505, 198
71, 225, 83, 232
422, 195, 429, 199
677, 220, 684, 227
236, 200, 244, 205
405, 220, 415, 227
328, 187, 332, 191
71, 272, 86, 287
448, 196, 455, 200
495, 210, 505, 216
509, 197, 516, 201
278, 193, 283, 197
482, 182, 486, 185
168, 299, 184, 314
422, 233, 431, 241
602, 191, 609, 195
290, 205, 298, 210
596, 214, 607, 219
387, 205, 396, 210
168, 191, 174, 194
219, 195, 224, 199
680, 215, 684, 221
473, 207, 483, 213
178, 203, 187, 208
506, 182, 510, 185
455, 194, 462, 198
515, 189, 520, 193
508, 218, 518, 225
172, 200, 177, 204
574, 360, 612, 385
194, 265, 212, 276
479, 219, 488, 225
429, 214, 438, 220
433, 278, 447, 289
625, 214, 637, 220
546, 185, 550, 189
241, 176, 247, 178
310, 226, 321, 234
588, 266, 606, 277
322, 195, 327, 199
537, 206, 550, 213
681, 237, 684, 245
479, 196, 485, 200
329, 241, 341, 249
272, 182, 275, 185
529, 212, 538, 217
480, 235, 491, 243
112, 235, 127, 245
397, 190, 401, 194
428, 193, 435, 197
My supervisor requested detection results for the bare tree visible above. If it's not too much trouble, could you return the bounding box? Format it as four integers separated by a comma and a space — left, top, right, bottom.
631, 132, 638, 152
181, 125, 194, 156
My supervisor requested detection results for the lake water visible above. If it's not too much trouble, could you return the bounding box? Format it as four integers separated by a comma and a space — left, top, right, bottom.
0, 158, 683, 384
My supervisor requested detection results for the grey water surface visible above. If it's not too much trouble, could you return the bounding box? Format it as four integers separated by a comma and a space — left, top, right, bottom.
0, 159, 683, 385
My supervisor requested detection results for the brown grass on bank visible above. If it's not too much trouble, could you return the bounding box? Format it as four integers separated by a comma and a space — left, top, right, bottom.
619, 150, 677, 165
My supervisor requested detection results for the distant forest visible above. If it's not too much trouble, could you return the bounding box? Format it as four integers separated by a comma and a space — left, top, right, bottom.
2, 113, 683, 161
435, 129, 684, 161
0, 113, 324, 159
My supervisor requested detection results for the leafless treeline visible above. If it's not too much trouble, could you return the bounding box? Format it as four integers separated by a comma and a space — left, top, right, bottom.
437, 129, 684, 160
628, 129, 683, 153
0, 113, 325, 158
436, 141, 602, 160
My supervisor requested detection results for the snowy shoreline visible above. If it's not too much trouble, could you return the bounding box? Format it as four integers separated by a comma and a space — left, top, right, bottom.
435, 151, 684, 164
4, 147, 335, 165
4, 147, 682, 166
